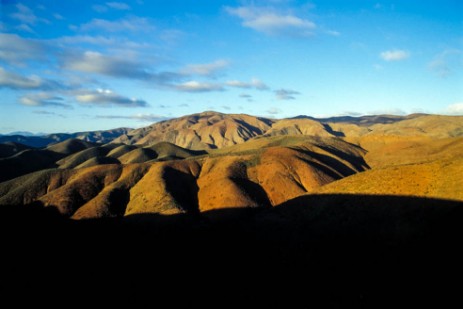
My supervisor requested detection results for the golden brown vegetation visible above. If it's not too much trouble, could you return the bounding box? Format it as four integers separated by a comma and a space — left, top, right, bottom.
1, 112, 462, 219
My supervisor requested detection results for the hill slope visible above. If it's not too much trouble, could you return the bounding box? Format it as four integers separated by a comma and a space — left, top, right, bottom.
311, 136, 463, 201
0, 136, 368, 218
112, 111, 275, 149
1, 112, 462, 219
110, 112, 463, 151
0, 128, 131, 147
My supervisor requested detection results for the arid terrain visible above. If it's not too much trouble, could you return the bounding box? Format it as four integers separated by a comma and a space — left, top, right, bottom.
1, 111, 462, 216
1, 111, 462, 307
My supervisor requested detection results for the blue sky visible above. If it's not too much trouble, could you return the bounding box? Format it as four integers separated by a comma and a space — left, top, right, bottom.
0, 0, 462, 133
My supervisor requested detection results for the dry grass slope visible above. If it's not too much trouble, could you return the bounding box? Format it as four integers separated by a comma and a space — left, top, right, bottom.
313, 136, 463, 201
112, 111, 274, 149
1, 112, 462, 219
0, 136, 368, 218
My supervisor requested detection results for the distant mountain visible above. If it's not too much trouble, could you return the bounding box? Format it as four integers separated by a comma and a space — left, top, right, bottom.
112, 111, 274, 149
2, 131, 45, 137
4, 112, 462, 150
112, 111, 463, 149
0, 128, 132, 148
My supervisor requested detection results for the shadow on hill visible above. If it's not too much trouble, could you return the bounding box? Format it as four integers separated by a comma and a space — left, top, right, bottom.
322, 123, 346, 137
163, 167, 200, 213
0, 149, 63, 182
1, 194, 462, 307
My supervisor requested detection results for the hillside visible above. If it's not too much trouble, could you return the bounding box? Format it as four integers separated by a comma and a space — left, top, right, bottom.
314, 138, 463, 201
0, 139, 205, 182
110, 112, 463, 151
112, 111, 275, 149
0, 136, 367, 218
0, 111, 462, 219
0, 142, 31, 158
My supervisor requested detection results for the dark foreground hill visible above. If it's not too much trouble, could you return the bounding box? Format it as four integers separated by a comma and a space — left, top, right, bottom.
1, 194, 461, 307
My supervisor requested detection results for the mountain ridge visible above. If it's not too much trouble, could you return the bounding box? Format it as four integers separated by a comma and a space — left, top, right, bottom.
2, 111, 462, 150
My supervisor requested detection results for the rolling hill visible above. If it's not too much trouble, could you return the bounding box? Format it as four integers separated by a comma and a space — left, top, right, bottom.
0, 135, 368, 218
111, 111, 463, 150
0, 111, 462, 219
111, 111, 275, 149
0, 127, 131, 147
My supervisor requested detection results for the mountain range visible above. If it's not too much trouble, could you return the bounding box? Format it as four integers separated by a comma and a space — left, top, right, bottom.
0, 127, 131, 148
1, 111, 462, 217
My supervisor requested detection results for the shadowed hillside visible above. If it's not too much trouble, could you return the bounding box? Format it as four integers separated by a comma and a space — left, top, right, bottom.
0, 138, 95, 182
0, 142, 31, 158
1, 194, 462, 307
0, 127, 131, 147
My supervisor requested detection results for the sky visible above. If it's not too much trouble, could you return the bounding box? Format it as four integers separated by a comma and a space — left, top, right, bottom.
0, 0, 462, 134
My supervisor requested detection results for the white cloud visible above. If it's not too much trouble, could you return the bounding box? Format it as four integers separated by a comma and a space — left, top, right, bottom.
226, 78, 269, 90
10, 3, 45, 25
174, 81, 224, 92
20, 93, 70, 108
93, 2, 131, 12
275, 88, 300, 100
62, 50, 148, 78
106, 2, 131, 10
56, 35, 149, 50
267, 107, 282, 115
226, 6, 316, 36
444, 102, 463, 115
339, 111, 363, 117
159, 29, 185, 44
92, 5, 108, 13
239, 94, 252, 98
16, 24, 35, 33
428, 49, 462, 78
380, 49, 410, 61
62, 50, 182, 84
33, 110, 66, 118
368, 108, 406, 115
78, 16, 155, 32
0, 67, 63, 90
0, 33, 46, 63
53, 13, 64, 20
326, 30, 340, 36
181, 60, 229, 76
75, 88, 148, 107
97, 113, 169, 122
